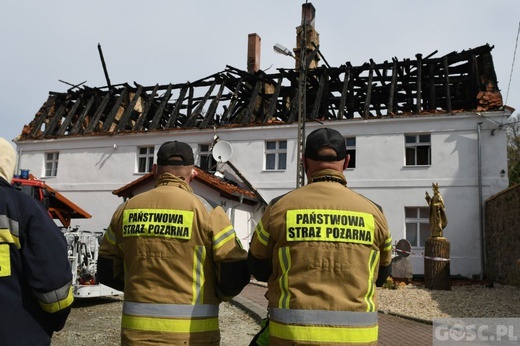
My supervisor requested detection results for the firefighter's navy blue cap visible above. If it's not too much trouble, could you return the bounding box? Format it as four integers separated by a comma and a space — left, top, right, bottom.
304, 128, 347, 161
157, 141, 195, 166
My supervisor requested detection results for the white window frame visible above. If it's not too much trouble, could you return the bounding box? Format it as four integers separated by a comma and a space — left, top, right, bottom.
137, 146, 154, 173
44, 152, 59, 177
199, 144, 217, 172
405, 206, 430, 248
265, 140, 287, 171
405, 134, 431, 166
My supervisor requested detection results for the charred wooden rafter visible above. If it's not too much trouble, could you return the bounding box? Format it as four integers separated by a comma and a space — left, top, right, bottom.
19, 44, 503, 140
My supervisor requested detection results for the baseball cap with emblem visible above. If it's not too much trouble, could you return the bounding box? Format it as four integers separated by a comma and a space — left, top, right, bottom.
304, 128, 347, 161
157, 141, 195, 166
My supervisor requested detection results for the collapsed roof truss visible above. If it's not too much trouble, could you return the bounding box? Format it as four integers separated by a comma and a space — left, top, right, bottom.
20, 44, 502, 140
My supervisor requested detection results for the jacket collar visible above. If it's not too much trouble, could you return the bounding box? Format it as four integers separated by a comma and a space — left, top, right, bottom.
155, 172, 193, 193
308, 169, 347, 186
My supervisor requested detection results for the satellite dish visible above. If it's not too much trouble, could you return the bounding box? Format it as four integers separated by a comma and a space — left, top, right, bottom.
212, 141, 233, 163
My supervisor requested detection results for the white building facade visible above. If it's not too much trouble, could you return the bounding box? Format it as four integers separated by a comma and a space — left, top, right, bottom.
14, 110, 510, 278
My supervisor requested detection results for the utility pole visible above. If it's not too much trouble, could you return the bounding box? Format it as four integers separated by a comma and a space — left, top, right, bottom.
274, 2, 319, 188
296, 12, 307, 188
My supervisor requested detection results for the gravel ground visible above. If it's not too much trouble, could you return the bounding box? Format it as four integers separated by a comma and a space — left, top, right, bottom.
51, 280, 520, 345
377, 281, 520, 322
51, 297, 260, 346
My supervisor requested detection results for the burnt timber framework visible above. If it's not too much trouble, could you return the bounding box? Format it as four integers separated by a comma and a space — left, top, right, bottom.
19, 44, 503, 141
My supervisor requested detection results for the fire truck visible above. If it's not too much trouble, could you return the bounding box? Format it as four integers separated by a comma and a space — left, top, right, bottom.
11, 174, 123, 298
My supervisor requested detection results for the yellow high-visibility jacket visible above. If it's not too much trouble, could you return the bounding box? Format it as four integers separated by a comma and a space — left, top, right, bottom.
99, 172, 249, 345
249, 168, 392, 346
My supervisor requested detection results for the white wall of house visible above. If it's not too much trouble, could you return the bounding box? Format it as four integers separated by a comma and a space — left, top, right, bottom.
15, 110, 510, 278
188, 182, 261, 252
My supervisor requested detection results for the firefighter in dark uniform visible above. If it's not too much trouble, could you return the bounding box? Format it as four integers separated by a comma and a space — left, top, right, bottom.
0, 137, 74, 346
98, 140, 250, 345
248, 128, 393, 346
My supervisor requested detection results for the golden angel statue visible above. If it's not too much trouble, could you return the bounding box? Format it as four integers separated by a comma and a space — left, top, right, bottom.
425, 183, 448, 237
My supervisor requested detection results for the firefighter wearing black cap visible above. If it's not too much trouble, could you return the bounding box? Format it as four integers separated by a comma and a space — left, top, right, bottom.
0, 137, 74, 346
248, 128, 392, 346
98, 140, 250, 346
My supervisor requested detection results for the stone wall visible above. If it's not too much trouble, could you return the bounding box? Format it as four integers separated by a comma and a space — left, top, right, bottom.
485, 184, 520, 286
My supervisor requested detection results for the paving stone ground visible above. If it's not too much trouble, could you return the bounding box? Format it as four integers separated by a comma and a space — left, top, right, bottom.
234, 283, 433, 346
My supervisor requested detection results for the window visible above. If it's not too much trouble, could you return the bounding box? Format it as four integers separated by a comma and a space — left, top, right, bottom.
45, 152, 59, 177
265, 140, 287, 170
137, 146, 154, 173
199, 144, 216, 172
405, 207, 430, 247
346, 137, 356, 168
405, 134, 431, 166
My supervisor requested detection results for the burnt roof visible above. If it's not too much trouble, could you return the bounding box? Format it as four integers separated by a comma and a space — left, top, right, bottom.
17, 44, 503, 141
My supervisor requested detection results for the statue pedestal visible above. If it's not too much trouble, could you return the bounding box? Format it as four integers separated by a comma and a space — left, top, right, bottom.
424, 237, 451, 290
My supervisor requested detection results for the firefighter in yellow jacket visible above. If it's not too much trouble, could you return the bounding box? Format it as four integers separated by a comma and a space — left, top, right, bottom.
98, 141, 250, 345
248, 128, 392, 346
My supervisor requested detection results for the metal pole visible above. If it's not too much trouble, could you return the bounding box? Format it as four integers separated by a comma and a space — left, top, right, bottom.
296, 62, 305, 188
296, 10, 307, 188
477, 122, 486, 280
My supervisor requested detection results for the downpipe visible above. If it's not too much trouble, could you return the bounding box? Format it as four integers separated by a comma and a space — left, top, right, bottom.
477, 122, 486, 280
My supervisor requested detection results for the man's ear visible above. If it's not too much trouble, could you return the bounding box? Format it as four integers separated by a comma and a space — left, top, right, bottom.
189, 168, 198, 183
343, 154, 350, 170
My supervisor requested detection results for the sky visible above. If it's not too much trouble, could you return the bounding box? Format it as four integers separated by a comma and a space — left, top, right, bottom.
1, 0, 519, 148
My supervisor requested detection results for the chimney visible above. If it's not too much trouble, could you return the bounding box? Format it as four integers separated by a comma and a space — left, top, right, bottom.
301, 2, 316, 28
295, 2, 320, 70
247, 33, 261, 73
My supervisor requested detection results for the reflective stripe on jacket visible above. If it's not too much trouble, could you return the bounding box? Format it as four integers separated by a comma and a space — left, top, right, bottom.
122, 302, 219, 333
0, 178, 73, 346
249, 169, 392, 345
99, 172, 247, 345
269, 308, 378, 344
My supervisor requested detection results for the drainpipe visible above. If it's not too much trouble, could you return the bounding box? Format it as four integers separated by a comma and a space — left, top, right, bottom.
229, 206, 236, 226
477, 122, 486, 280
15, 146, 22, 177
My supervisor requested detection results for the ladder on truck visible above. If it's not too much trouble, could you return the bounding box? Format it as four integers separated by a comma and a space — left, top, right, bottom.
64, 227, 123, 298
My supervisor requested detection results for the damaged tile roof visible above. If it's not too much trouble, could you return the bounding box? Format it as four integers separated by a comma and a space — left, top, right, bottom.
18, 44, 503, 141
112, 167, 261, 206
